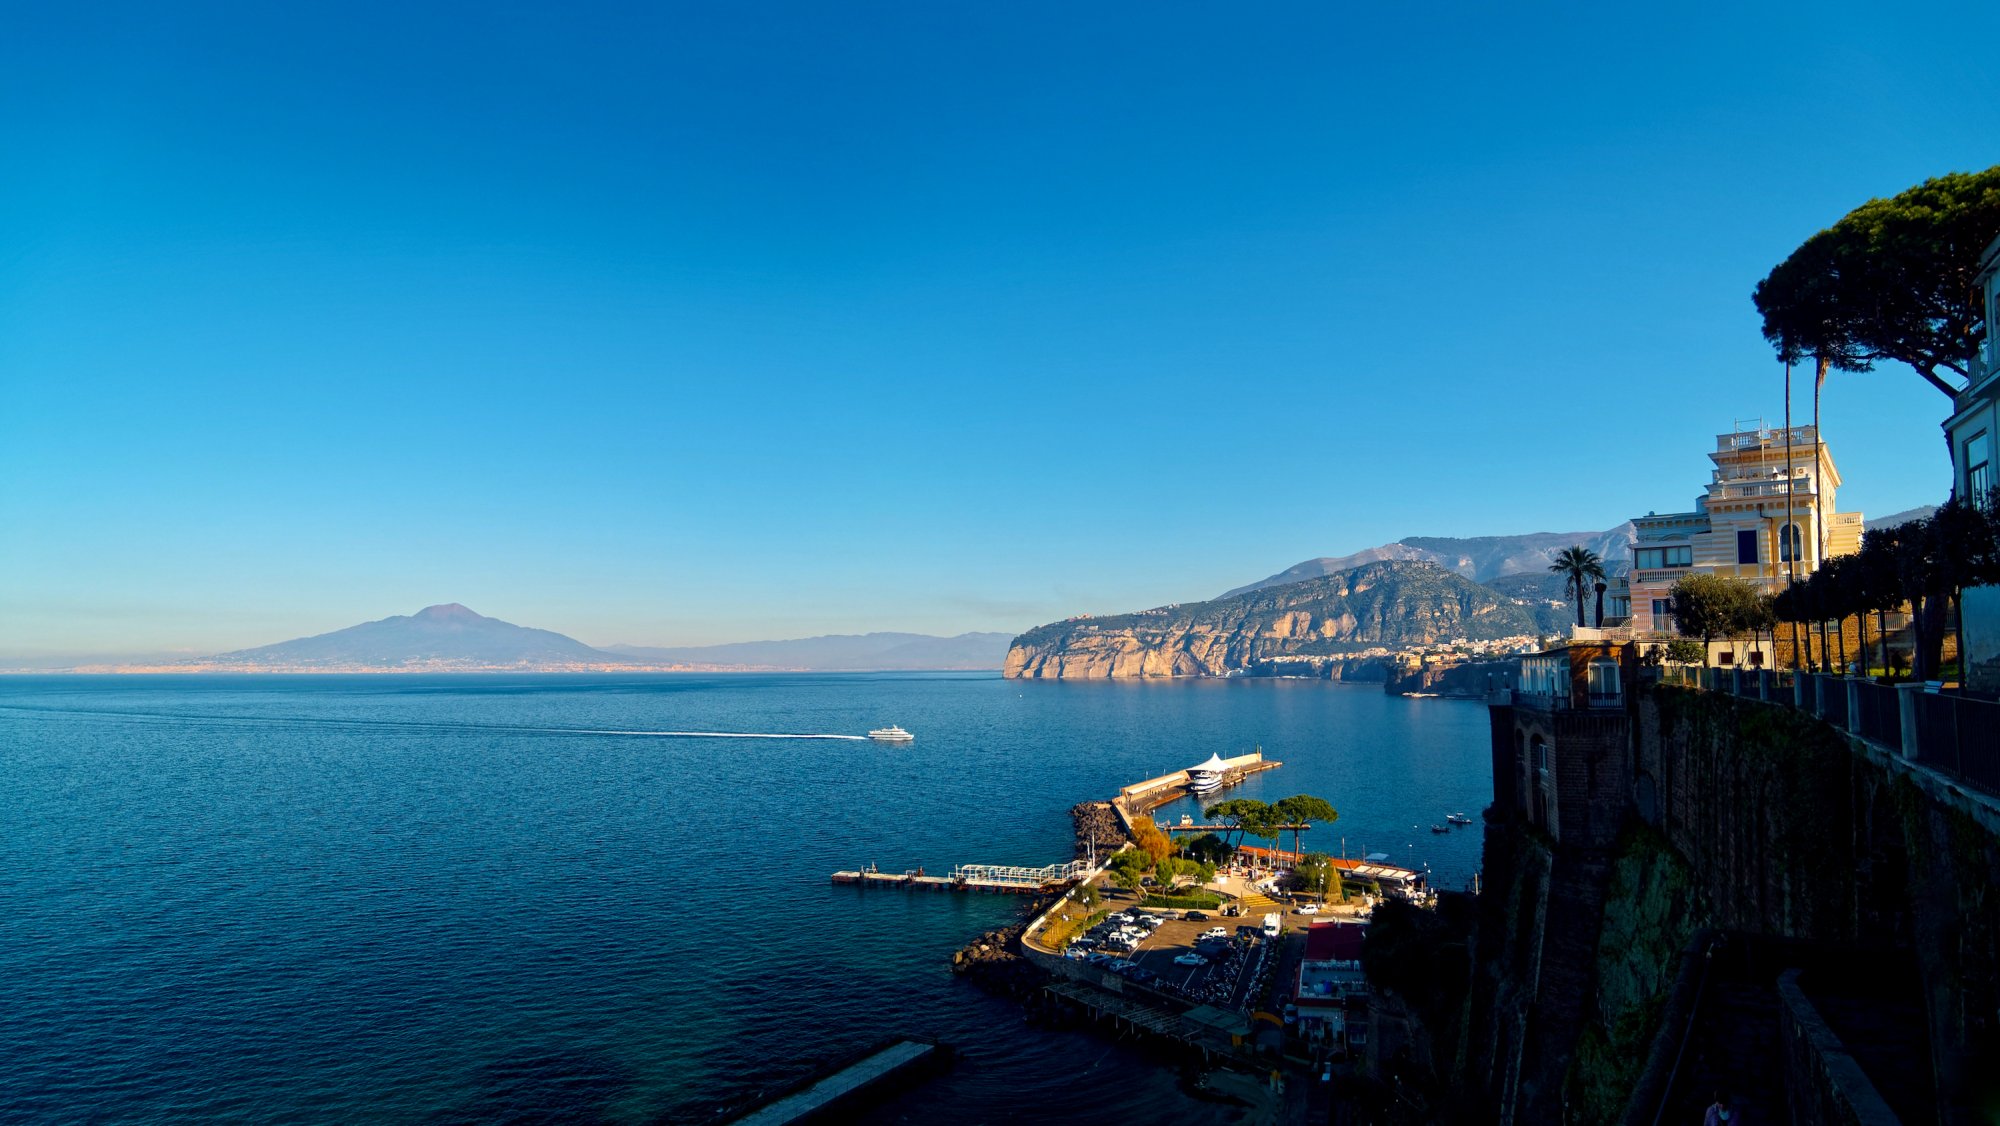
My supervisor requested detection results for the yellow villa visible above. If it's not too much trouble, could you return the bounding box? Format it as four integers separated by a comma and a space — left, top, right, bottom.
1625, 424, 1863, 663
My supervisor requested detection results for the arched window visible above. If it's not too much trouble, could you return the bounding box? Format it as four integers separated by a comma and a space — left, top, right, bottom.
1779, 523, 1804, 563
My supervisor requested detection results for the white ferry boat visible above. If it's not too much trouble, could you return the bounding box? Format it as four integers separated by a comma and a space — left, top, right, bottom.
1186, 752, 1230, 794
868, 725, 915, 743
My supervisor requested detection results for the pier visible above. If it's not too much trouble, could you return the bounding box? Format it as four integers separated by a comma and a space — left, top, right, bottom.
729, 1039, 945, 1125
1161, 821, 1311, 834
831, 859, 1091, 894
1109, 751, 1283, 834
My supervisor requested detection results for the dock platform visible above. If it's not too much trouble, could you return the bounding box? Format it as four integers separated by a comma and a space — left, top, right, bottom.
831, 859, 1089, 894
729, 1039, 944, 1125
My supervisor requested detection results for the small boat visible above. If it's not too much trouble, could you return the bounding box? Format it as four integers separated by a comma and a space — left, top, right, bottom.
868, 726, 915, 742
1430, 824, 1450, 834
1445, 813, 1473, 826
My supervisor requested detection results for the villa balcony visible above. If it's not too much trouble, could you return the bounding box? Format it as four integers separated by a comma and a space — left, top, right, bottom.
1708, 480, 1817, 501
1719, 426, 1817, 452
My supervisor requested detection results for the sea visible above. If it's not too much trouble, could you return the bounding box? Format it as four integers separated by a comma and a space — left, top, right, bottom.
0, 673, 1493, 1124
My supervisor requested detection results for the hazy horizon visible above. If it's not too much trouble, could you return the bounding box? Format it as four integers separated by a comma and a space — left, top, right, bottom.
5, 2, 1988, 656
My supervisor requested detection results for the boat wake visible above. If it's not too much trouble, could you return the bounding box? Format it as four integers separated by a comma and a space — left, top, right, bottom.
580, 729, 868, 741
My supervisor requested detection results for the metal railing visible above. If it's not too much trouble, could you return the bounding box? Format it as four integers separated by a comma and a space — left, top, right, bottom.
1658, 666, 1998, 798
1852, 681, 1900, 747
1910, 693, 2000, 795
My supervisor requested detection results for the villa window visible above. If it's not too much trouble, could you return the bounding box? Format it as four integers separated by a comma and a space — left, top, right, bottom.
1652, 598, 1674, 628
1967, 430, 1992, 504
1634, 546, 1692, 569
1586, 659, 1621, 706
1737, 529, 1759, 565
1779, 523, 1804, 563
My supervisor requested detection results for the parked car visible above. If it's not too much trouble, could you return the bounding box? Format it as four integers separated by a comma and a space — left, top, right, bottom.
1184, 911, 1208, 921
1202, 927, 1228, 940
1138, 914, 1164, 927
1128, 967, 1159, 984
1296, 903, 1320, 915
1173, 952, 1207, 967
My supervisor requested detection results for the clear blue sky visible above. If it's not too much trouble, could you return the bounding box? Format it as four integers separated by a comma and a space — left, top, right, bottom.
2, 2, 1994, 656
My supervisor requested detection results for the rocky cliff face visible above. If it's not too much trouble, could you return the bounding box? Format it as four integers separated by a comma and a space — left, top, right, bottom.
1004, 560, 1543, 679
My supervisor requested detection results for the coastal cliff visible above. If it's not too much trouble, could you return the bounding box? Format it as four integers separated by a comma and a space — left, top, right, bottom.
1004, 560, 1545, 679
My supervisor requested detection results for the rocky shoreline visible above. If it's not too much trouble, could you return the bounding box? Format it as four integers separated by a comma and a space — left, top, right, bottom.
950, 802, 1122, 997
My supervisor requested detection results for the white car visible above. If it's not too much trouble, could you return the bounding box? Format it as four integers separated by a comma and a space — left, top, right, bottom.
1203, 927, 1228, 940
1296, 903, 1320, 915
1138, 914, 1164, 927
1173, 952, 1207, 967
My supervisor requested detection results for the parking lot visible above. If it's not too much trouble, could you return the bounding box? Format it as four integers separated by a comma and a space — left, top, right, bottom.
1064, 908, 1282, 1012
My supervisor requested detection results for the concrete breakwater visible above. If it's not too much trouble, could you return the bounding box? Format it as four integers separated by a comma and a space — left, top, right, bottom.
1110, 752, 1281, 835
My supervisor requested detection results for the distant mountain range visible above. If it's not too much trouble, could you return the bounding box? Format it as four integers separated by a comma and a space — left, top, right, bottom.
1007, 560, 1564, 679
208, 603, 613, 670
45, 606, 1013, 673
21, 506, 1939, 675
1222, 525, 1637, 598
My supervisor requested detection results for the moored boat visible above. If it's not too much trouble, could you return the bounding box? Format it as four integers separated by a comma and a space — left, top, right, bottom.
1185, 752, 1230, 795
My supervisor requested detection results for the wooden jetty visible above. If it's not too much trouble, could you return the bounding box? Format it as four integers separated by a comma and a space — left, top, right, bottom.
1040, 980, 1249, 1060
830, 859, 1090, 894
728, 1038, 947, 1125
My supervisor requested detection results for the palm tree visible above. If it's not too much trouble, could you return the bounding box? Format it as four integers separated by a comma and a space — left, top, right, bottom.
1549, 546, 1606, 628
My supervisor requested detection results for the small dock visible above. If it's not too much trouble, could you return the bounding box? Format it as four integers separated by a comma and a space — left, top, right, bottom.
831, 859, 1090, 894
729, 1039, 945, 1125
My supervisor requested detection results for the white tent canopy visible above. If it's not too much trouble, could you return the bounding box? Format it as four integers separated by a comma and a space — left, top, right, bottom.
1189, 753, 1230, 773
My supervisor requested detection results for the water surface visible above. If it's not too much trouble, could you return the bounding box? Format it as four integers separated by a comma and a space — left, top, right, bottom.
0, 673, 1489, 1123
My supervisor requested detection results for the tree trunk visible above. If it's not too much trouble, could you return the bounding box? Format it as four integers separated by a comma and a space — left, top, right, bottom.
1920, 592, 1948, 683
1837, 614, 1848, 674
1858, 613, 1871, 679
1784, 359, 1798, 668
1912, 596, 1930, 682
1878, 608, 1891, 680
1574, 585, 1585, 628
1814, 356, 1828, 572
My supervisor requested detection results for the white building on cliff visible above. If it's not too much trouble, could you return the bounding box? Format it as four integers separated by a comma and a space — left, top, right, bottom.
1625, 424, 1864, 661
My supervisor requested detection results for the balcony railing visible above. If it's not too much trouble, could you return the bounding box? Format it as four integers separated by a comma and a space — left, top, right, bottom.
1709, 481, 1815, 500
1658, 668, 1999, 798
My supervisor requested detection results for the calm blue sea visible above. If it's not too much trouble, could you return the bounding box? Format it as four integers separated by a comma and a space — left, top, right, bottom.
0, 673, 1491, 1124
